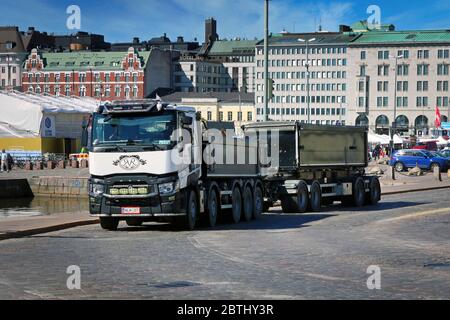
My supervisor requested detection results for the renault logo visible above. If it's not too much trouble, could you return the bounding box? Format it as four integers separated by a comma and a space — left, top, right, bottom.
113, 155, 147, 170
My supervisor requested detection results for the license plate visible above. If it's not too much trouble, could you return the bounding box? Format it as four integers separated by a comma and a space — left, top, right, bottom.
121, 207, 141, 214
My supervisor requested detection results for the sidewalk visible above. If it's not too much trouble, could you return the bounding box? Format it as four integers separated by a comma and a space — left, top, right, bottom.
0, 212, 97, 240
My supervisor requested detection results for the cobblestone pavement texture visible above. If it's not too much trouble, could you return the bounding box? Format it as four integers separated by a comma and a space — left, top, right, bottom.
0, 189, 449, 299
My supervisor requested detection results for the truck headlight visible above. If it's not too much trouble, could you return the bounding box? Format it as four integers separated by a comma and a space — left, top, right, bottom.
90, 183, 104, 196
138, 187, 148, 195
158, 182, 177, 195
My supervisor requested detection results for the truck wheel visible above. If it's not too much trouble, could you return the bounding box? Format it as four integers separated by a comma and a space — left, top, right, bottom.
297, 181, 309, 213
177, 190, 198, 230
353, 177, 366, 207
253, 185, 264, 219
126, 218, 143, 227
207, 188, 219, 227
243, 185, 253, 222
231, 186, 242, 223
100, 217, 119, 231
366, 177, 381, 206
308, 181, 322, 212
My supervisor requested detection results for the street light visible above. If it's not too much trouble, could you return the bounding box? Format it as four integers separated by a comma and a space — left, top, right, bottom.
390, 54, 403, 180
298, 38, 316, 124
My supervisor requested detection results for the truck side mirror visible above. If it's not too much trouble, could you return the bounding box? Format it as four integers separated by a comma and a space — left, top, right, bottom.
81, 128, 88, 148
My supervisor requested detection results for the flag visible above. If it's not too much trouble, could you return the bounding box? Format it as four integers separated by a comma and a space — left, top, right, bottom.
435, 106, 442, 128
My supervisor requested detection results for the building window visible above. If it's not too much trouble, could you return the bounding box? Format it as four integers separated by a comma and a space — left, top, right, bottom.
132, 85, 138, 98
417, 50, 429, 59
207, 111, 212, 121
115, 74, 120, 82
438, 49, 449, 59
219, 112, 223, 121
417, 64, 429, 76
437, 64, 449, 75
247, 112, 252, 121
227, 112, 233, 121
360, 51, 366, 60
417, 81, 429, 91
114, 86, 121, 97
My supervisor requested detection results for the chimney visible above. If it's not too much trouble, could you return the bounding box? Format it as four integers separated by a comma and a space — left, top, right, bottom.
339, 25, 351, 33
177, 36, 184, 43
133, 37, 140, 44
28, 27, 35, 32
205, 17, 218, 44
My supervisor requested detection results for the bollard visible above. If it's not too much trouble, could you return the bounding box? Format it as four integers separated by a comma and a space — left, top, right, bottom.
35, 161, 43, 170
80, 159, 88, 168
57, 160, 66, 169
434, 165, 442, 182
47, 160, 55, 170
25, 161, 33, 170
71, 160, 79, 168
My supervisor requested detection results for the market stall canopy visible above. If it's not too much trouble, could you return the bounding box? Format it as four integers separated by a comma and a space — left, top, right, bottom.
0, 91, 98, 137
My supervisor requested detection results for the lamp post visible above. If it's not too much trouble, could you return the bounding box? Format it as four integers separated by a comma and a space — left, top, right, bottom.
263, 0, 270, 122
390, 54, 403, 180
298, 38, 316, 124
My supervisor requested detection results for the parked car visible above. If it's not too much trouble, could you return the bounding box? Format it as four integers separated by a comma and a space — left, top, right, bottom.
412, 141, 438, 151
389, 149, 450, 172
437, 149, 450, 159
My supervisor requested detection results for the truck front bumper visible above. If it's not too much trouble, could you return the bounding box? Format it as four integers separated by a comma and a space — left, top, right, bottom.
89, 176, 187, 218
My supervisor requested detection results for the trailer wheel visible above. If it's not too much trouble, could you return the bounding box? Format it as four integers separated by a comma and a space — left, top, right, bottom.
253, 185, 264, 219
366, 177, 381, 206
243, 185, 253, 222
297, 181, 309, 213
207, 188, 219, 227
100, 217, 119, 231
281, 195, 298, 213
309, 181, 322, 212
231, 186, 242, 223
353, 177, 366, 207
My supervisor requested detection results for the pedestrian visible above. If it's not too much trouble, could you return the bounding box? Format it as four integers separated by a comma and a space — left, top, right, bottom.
1, 149, 10, 173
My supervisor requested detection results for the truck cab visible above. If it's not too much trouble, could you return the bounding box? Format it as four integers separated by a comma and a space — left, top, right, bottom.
83, 99, 202, 230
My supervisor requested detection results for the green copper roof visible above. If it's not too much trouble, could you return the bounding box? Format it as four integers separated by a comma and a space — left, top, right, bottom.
209, 40, 259, 55
350, 20, 395, 32
351, 30, 450, 44
38, 51, 151, 71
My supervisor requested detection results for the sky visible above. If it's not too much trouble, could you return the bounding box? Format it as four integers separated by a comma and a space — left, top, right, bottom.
2, 0, 450, 43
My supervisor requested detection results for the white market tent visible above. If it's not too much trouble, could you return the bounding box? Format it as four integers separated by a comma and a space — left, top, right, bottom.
368, 132, 404, 145
0, 91, 98, 138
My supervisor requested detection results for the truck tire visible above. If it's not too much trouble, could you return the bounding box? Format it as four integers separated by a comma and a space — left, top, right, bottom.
353, 177, 366, 207
100, 217, 119, 231
281, 195, 298, 213
308, 181, 322, 212
231, 186, 242, 223
253, 185, 264, 219
207, 188, 219, 227
126, 218, 143, 227
297, 181, 309, 213
177, 189, 198, 230
243, 185, 253, 222
366, 177, 381, 206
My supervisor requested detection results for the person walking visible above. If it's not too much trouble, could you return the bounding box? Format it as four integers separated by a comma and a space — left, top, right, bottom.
1, 149, 9, 173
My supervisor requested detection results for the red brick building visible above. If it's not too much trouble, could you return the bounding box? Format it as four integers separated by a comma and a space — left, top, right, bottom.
22, 47, 172, 100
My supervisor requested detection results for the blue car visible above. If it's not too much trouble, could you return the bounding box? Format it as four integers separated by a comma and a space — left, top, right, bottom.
389, 149, 450, 172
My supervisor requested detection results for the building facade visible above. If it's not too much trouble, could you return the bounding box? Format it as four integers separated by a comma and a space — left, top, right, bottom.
161, 91, 254, 125
0, 26, 27, 91
347, 29, 450, 136
254, 32, 354, 124
22, 47, 172, 99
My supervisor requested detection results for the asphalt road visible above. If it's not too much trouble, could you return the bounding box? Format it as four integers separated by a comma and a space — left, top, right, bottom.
0, 189, 449, 300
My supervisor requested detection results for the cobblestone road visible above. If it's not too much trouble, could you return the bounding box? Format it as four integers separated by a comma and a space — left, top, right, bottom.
0, 189, 449, 299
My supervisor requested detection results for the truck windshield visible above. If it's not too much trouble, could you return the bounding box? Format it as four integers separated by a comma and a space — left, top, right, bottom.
92, 111, 177, 150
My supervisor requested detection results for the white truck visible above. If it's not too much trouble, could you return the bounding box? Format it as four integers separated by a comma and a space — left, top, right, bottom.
82, 99, 380, 231
82, 99, 264, 230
